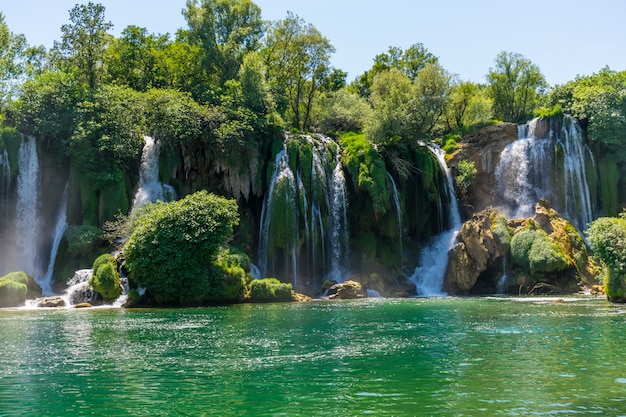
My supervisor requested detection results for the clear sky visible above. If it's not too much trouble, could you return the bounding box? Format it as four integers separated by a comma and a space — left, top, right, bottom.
2, 0, 625, 85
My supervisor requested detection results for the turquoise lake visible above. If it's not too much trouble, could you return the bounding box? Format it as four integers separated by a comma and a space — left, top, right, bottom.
2, 297, 626, 416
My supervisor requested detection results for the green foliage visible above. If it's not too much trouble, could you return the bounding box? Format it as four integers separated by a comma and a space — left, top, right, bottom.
340, 132, 390, 216
533, 104, 563, 119
510, 226, 568, 275
0, 271, 29, 307
0, 12, 28, 104
262, 11, 335, 130
144, 88, 211, 147
454, 159, 477, 193
13, 70, 84, 154
124, 190, 239, 305
586, 215, 626, 301
248, 278, 293, 302
442, 136, 458, 154
52, 2, 113, 89
66, 224, 103, 256
89, 254, 121, 300
598, 154, 619, 216
487, 51, 547, 122
68, 85, 144, 190
315, 88, 372, 134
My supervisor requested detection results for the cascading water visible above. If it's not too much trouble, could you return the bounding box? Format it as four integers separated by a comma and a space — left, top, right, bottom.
39, 183, 68, 296
387, 171, 403, 259
15, 136, 40, 278
132, 136, 176, 209
0, 149, 10, 221
410, 145, 461, 296
494, 116, 595, 231
258, 134, 349, 290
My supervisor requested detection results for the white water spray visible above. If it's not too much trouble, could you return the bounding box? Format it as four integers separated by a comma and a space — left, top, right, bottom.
39, 183, 68, 296
16, 136, 40, 278
410, 145, 461, 296
132, 136, 176, 209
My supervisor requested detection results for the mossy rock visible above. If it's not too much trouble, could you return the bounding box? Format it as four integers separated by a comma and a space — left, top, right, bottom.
0, 272, 29, 307
248, 278, 293, 302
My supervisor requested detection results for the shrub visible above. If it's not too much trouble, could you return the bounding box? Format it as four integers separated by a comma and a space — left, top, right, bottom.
123, 190, 239, 305
89, 254, 121, 300
586, 215, 626, 302
0, 272, 28, 307
248, 278, 293, 302
455, 160, 477, 194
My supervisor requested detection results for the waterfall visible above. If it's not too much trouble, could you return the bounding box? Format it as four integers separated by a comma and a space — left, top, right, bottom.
258, 134, 349, 289
16, 136, 41, 279
0, 149, 10, 221
132, 136, 176, 209
387, 171, 403, 259
410, 145, 461, 296
39, 183, 68, 296
496, 256, 509, 295
494, 116, 594, 231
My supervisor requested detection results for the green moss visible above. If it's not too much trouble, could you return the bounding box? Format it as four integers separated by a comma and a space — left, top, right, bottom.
90, 253, 121, 300
268, 173, 297, 257
1, 128, 22, 177
80, 175, 99, 226
598, 154, 619, 216
0, 271, 31, 307
285, 138, 299, 175
99, 171, 129, 225
511, 226, 568, 275
490, 213, 512, 249
66, 225, 103, 257
248, 278, 293, 302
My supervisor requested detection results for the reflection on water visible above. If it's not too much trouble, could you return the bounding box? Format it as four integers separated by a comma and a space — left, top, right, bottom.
1, 298, 626, 416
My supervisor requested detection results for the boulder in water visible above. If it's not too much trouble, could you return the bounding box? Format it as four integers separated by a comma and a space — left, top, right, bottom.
326, 280, 366, 299
35, 296, 65, 308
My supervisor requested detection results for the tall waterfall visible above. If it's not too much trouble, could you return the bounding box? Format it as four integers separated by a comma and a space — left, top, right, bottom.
0, 149, 10, 221
40, 183, 68, 296
410, 145, 461, 296
16, 136, 41, 278
132, 136, 176, 209
387, 171, 403, 259
494, 116, 595, 231
258, 134, 349, 290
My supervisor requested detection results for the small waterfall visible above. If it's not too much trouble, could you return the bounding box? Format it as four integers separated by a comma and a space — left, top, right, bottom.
63, 269, 97, 306
258, 134, 349, 289
410, 145, 461, 296
387, 171, 403, 259
39, 183, 69, 296
496, 256, 509, 295
0, 149, 10, 221
494, 116, 594, 231
16, 136, 41, 278
132, 136, 176, 209
326, 156, 349, 282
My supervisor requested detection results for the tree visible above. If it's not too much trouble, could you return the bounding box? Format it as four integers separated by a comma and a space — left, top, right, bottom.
263, 12, 334, 131
486, 51, 546, 122
0, 12, 29, 104
53, 2, 113, 89
183, 0, 264, 89
106, 25, 170, 91
123, 190, 240, 305
548, 67, 626, 147
586, 214, 626, 302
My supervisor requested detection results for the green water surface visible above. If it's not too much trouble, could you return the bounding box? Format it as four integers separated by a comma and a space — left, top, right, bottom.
2, 297, 626, 416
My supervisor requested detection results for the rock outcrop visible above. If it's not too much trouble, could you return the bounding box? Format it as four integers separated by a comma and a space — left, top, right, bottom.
448, 123, 518, 214
325, 280, 366, 299
445, 200, 599, 295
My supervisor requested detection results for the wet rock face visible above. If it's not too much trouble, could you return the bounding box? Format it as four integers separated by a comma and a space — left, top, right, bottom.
449, 123, 518, 214
34, 296, 65, 308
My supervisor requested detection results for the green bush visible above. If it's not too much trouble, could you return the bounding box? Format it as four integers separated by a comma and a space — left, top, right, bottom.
248, 278, 293, 302
0, 273, 28, 307
124, 190, 239, 305
586, 215, 626, 301
511, 227, 568, 275
89, 254, 121, 300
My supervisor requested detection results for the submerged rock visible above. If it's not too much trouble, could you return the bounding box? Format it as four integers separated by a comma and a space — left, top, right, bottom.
326, 280, 366, 299
35, 296, 66, 308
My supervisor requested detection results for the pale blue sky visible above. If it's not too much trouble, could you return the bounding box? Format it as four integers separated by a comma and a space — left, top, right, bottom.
2, 0, 625, 85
